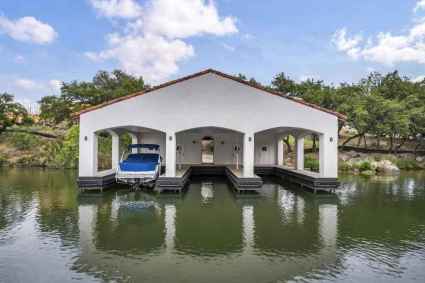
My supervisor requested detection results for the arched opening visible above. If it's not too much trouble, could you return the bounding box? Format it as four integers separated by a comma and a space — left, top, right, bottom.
281, 134, 296, 169
254, 127, 323, 172
303, 133, 320, 173
175, 126, 243, 166
92, 126, 166, 175
97, 131, 112, 171
201, 136, 215, 164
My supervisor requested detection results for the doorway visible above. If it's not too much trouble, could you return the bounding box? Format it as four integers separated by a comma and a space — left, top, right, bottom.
201, 136, 214, 164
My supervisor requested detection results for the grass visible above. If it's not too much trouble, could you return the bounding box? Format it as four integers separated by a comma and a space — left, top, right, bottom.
304, 154, 319, 172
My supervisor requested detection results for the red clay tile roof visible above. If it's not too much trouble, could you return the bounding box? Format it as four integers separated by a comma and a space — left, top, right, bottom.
73, 68, 346, 120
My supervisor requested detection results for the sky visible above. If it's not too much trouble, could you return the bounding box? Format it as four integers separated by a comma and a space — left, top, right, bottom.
1, 0, 425, 110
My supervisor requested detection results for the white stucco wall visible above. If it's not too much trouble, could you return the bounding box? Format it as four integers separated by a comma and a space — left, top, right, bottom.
176, 131, 243, 165
78, 72, 339, 178
138, 132, 166, 161
255, 132, 278, 165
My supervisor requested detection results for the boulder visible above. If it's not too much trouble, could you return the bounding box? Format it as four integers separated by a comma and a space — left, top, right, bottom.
360, 170, 375, 177
416, 156, 424, 163
376, 160, 400, 175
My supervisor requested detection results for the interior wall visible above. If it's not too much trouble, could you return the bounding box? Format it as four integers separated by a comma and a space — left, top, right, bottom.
138, 132, 167, 161
176, 132, 243, 165
254, 132, 277, 165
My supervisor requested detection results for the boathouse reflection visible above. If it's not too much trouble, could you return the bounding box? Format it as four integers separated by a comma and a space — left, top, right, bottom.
74, 181, 339, 281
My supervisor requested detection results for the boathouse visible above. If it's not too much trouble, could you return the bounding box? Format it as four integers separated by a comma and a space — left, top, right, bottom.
76, 69, 345, 192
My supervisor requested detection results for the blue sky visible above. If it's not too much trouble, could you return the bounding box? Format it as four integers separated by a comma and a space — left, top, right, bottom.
1, 0, 425, 109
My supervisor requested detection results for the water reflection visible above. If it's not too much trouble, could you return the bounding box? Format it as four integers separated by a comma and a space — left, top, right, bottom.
0, 168, 425, 282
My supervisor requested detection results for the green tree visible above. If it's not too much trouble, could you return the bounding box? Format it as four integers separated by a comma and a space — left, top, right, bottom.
39, 70, 149, 124
39, 95, 73, 125
0, 93, 28, 134
271, 73, 298, 95
62, 70, 148, 106
236, 73, 263, 87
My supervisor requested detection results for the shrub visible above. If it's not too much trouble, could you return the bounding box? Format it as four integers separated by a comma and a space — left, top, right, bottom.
0, 154, 7, 165
52, 125, 79, 168
304, 155, 319, 172
98, 132, 112, 170
359, 160, 372, 172
339, 160, 352, 171
9, 132, 39, 151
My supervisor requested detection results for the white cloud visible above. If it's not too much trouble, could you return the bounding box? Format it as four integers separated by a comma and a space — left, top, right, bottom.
332, 20, 425, 65
0, 16, 57, 44
14, 78, 62, 94
15, 55, 25, 63
221, 43, 235, 52
86, 34, 194, 81
299, 74, 321, 82
331, 28, 362, 59
87, 0, 238, 82
414, 0, 425, 12
14, 78, 41, 91
89, 0, 142, 18
48, 79, 62, 93
412, 75, 425, 82
132, 0, 238, 39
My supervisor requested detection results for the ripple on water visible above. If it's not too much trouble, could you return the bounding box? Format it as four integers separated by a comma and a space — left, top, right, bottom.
1, 170, 425, 282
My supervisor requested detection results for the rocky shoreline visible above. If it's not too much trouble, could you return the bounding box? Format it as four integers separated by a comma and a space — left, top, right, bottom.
339, 151, 425, 176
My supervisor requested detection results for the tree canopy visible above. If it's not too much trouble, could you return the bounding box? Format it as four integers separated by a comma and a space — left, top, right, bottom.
2, 68, 424, 153
270, 71, 425, 151
0, 93, 28, 134
39, 70, 149, 124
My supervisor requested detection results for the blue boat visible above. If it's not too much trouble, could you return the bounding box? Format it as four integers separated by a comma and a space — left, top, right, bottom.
116, 144, 162, 188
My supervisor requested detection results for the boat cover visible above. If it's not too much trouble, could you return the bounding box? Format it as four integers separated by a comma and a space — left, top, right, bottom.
119, 153, 160, 172
128, 144, 160, 150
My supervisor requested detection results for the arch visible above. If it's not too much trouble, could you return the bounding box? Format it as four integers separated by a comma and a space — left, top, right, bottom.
176, 126, 244, 135
254, 127, 324, 170
94, 125, 166, 135
254, 126, 324, 136
175, 126, 244, 166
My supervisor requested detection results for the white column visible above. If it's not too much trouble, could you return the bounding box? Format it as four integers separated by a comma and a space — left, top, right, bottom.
78, 129, 98, 177
108, 130, 120, 169
319, 132, 338, 178
243, 132, 255, 177
296, 136, 304, 170
128, 132, 139, 153
165, 132, 176, 177
276, 137, 284, 166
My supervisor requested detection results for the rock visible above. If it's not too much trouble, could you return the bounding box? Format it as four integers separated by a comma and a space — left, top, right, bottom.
376, 160, 400, 175
370, 161, 378, 171
416, 156, 424, 163
360, 170, 375, 176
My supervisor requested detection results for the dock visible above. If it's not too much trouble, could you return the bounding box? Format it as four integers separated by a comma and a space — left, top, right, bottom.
156, 165, 263, 193
78, 164, 339, 193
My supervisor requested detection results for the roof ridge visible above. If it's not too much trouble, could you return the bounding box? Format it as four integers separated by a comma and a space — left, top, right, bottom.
73, 68, 346, 120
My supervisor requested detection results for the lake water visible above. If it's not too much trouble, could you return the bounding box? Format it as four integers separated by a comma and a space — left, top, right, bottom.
0, 168, 425, 283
